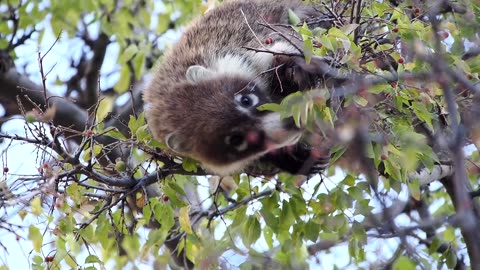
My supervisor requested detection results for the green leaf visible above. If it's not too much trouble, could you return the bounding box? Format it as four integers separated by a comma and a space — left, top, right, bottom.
128, 112, 146, 135
114, 65, 131, 94
179, 206, 193, 234
118, 44, 138, 64
408, 178, 421, 201
135, 124, 151, 141
85, 255, 101, 264
353, 95, 368, 107
153, 203, 175, 232
28, 226, 43, 252
446, 248, 457, 268
243, 216, 261, 246
288, 9, 301, 25
304, 220, 320, 242
133, 51, 146, 79
257, 103, 282, 112
181, 157, 198, 172
103, 127, 127, 140
393, 256, 416, 270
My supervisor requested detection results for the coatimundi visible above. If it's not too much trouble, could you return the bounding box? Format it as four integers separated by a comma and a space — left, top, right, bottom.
144, 0, 328, 176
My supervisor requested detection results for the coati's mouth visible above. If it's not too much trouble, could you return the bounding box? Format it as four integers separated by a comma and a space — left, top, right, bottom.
260, 112, 302, 151
264, 130, 302, 152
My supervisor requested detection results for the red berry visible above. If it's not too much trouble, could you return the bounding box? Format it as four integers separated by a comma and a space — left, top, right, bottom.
414, 7, 420, 14
162, 195, 169, 202
85, 130, 94, 137
392, 27, 399, 33
42, 163, 49, 169
438, 31, 449, 39
45, 256, 54, 262
264, 37, 273, 45
398, 57, 405, 64
381, 154, 388, 160
3, 167, 8, 173
466, 74, 474, 80
358, 86, 369, 97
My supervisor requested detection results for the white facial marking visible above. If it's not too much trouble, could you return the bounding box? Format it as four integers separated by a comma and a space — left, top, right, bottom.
210, 54, 256, 78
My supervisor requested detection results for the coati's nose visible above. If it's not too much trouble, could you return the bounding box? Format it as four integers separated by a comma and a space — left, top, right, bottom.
245, 130, 266, 146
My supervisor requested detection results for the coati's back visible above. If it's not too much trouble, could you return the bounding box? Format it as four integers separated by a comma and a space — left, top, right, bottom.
144, 0, 313, 175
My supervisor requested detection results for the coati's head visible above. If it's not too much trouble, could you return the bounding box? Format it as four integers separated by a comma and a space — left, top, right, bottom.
144, 62, 302, 176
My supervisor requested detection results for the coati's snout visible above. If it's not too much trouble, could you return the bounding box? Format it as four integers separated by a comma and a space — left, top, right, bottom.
192, 119, 301, 176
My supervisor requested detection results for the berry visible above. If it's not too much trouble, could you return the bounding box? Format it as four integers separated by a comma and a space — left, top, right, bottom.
466, 74, 474, 80
115, 160, 126, 172
85, 130, 94, 137
438, 31, 449, 39
398, 57, 405, 64
3, 167, 8, 173
25, 111, 37, 123
264, 37, 273, 45
162, 195, 169, 202
392, 27, 399, 33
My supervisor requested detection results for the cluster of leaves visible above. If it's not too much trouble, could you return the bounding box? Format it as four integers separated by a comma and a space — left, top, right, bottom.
0, 0, 479, 270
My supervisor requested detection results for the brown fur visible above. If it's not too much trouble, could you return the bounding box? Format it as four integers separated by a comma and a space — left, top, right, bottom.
144, 0, 317, 175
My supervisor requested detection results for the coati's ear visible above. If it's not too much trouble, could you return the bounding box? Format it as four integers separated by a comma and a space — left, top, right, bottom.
186, 65, 214, 83
165, 132, 192, 153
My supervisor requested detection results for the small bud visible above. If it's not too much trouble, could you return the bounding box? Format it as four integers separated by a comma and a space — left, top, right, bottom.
25, 111, 37, 123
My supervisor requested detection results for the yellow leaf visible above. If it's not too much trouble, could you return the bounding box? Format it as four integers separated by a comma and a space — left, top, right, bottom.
96, 97, 114, 122
179, 206, 193, 234
31, 197, 43, 216
28, 226, 43, 252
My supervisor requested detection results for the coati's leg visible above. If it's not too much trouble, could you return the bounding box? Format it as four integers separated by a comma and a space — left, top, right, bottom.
262, 143, 330, 176
271, 54, 348, 93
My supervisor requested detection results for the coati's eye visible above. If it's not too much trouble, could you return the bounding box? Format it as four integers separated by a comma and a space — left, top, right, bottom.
235, 93, 259, 108
225, 132, 248, 151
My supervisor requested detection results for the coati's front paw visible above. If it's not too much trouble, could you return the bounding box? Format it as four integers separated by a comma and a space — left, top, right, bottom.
272, 55, 328, 91
308, 151, 330, 175
263, 143, 330, 176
